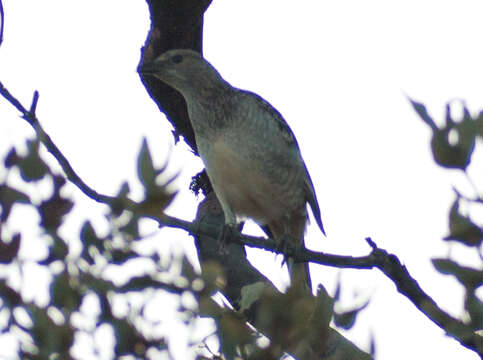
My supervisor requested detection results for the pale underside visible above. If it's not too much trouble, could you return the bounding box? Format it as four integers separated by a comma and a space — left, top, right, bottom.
201, 137, 307, 233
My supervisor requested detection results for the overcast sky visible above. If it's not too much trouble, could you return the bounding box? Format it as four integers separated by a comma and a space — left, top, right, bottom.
0, 1, 482, 359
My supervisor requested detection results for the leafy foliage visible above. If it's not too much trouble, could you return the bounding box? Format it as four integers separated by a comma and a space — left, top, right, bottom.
0, 138, 189, 359
411, 98, 483, 339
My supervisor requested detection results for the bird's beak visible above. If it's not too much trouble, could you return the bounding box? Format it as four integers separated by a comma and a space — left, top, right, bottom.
138, 62, 158, 76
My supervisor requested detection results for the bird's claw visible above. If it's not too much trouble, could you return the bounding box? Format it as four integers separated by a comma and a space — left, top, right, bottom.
277, 234, 293, 266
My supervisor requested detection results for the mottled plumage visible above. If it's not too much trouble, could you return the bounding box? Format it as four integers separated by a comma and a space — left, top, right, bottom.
140, 49, 325, 288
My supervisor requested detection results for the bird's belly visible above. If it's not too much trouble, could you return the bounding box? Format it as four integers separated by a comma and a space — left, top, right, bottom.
200, 138, 303, 225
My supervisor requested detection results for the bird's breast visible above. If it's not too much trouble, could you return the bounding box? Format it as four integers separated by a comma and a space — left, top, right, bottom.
199, 136, 305, 225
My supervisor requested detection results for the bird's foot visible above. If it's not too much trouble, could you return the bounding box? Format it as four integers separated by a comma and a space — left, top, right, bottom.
277, 234, 294, 267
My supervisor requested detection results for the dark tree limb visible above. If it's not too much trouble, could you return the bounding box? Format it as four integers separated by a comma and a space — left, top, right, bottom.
139, 0, 212, 152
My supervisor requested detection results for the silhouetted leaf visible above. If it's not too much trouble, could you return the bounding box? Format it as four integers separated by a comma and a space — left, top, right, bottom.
39, 234, 68, 265
410, 99, 476, 169
444, 200, 482, 247
432, 258, 483, 289
0, 280, 21, 307
0, 233, 21, 264
333, 300, 369, 330
409, 98, 437, 129
50, 271, 82, 311
109, 181, 130, 217
239, 282, 265, 313
466, 291, 483, 330
476, 111, 483, 137
17, 139, 49, 181
180, 253, 198, 282
0, 184, 30, 221
137, 138, 156, 190
80, 221, 102, 264
118, 214, 140, 239
4, 147, 19, 168
218, 310, 253, 360
109, 249, 139, 265
28, 305, 74, 358
111, 318, 162, 357
38, 178, 73, 231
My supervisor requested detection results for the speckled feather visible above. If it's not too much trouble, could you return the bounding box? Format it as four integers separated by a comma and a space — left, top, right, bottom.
141, 49, 325, 287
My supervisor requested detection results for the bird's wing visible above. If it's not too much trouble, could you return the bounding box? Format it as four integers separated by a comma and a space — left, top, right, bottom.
242, 90, 299, 147
239, 90, 326, 236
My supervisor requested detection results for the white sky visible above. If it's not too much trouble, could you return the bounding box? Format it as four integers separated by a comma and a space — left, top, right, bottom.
0, 1, 482, 359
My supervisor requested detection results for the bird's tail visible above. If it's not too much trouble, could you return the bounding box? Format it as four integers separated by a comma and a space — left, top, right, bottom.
288, 257, 312, 292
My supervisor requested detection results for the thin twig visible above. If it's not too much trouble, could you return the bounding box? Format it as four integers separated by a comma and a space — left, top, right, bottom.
0, 0, 4, 48
0, 81, 114, 204
1, 83, 482, 356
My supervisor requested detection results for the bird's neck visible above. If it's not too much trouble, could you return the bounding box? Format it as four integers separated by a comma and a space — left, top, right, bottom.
186, 86, 238, 139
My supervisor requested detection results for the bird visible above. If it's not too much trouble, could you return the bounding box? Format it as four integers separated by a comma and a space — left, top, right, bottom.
139, 49, 325, 290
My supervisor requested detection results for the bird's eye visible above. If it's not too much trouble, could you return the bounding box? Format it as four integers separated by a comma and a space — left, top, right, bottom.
171, 54, 183, 64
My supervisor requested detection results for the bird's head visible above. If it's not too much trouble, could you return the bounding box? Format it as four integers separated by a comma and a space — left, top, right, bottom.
139, 49, 226, 97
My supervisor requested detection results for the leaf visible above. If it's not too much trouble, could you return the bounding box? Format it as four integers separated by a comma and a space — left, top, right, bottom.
476, 111, 483, 137
136, 139, 177, 216
111, 318, 163, 357
28, 304, 74, 357
432, 259, 483, 290
118, 214, 140, 240
17, 139, 49, 181
430, 128, 474, 169
39, 196, 73, 230
217, 311, 253, 360
410, 98, 476, 169
444, 199, 482, 247
201, 261, 226, 295
239, 282, 265, 313
313, 283, 334, 330
80, 221, 102, 264
0, 184, 30, 221
109, 249, 139, 266
50, 271, 82, 311
180, 254, 198, 282
333, 300, 370, 330
0, 280, 21, 307
137, 138, 156, 190
117, 275, 163, 293
409, 98, 438, 130
39, 234, 68, 265
4, 148, 20, 168
466, 292, 483, 330
0, 233, 21, 264
38, 177, 73, 231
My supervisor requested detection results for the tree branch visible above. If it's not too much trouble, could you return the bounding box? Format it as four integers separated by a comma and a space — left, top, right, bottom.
0, 0, 4, 48
1, 83, 481, 356
0, 82, 114, 205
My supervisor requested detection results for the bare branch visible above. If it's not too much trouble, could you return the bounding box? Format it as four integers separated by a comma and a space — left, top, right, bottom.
0, 82, 114, 204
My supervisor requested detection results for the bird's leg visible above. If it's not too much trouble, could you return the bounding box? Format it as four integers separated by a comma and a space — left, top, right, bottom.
217, 208, 238, 254
276, 219, 294, 267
